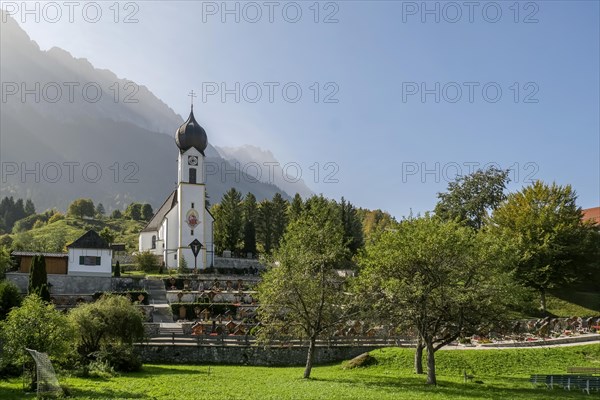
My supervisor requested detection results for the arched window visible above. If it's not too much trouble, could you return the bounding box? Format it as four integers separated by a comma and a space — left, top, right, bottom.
151, 235, 156, 249
189, 168, 197, 184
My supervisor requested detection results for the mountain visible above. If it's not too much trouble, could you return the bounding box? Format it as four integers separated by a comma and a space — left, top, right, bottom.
0, 14, 289, 212
215, 145, 313, 199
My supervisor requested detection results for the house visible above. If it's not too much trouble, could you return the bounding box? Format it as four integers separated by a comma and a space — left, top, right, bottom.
66, 230, 112, 277
582, 207, 600, 225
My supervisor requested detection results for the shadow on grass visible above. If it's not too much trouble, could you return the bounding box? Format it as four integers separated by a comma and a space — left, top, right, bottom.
130, 365, 212, 377
550, 290, 600, 312
310, 373, 592, 399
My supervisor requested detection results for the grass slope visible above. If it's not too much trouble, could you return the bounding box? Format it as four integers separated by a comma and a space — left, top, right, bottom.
1, 345, 599, 399
11, 216, 145, 252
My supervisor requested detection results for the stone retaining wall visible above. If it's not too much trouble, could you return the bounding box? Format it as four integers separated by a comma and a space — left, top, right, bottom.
5, 273, 144, 295
136, 344, 377, 366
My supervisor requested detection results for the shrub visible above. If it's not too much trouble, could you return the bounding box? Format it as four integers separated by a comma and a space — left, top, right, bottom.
94, 342, 141, 372
0, 295, 75, 369
135, 251, 158, 272
48, 212, 64, 224
69, 294, 144, 367
0, 280, 22, 320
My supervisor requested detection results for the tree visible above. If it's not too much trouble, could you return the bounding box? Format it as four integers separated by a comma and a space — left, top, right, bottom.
214, 188, 243, 255
24, 199, 36, 216
271, 193, 289, 251
242, 193, 258, 256
257, 200, 351, 379
0, 295, 74, 379
99, 227, 116, 245
125, 203, 142, 221
68, 198, 96, 218
134, 251, 157, 273
256, 200, 274, 254
95, 203, 105, 217
0, 280, 21, 320
359, 216, 516, 385
0, 246, 13, 276
288, 193, 304, 222
338, 197, 364, 256
491, 181, 598, 311
110, 209, 123, 219
177, 255, 188, 274
357, 208, 395, 244
435, 167, 510, 230
28, 255, 50, 302
69, 294, 144, 370
141, 204, 154, 221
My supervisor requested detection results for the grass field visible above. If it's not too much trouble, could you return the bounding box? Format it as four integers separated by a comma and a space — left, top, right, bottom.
1, 345, 599, 399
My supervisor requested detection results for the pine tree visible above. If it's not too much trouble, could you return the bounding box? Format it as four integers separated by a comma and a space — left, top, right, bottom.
339, 197, 364, 256
214, 188, 243, 255
271, 193, 289, 251
96, 203, 105, 217
242, 193, 258, 256
24, 199, 36, 216
289, 193, 304, 222
256, 200, 274, 254
28, 255, 50, 302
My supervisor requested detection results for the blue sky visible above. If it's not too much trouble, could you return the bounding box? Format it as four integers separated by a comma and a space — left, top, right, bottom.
6, 1, 599, 218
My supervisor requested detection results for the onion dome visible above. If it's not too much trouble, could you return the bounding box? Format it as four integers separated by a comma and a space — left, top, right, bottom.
175, 106, 207, 155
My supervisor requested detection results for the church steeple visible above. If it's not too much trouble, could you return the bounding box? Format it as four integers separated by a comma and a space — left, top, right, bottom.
175, 96, 208, 155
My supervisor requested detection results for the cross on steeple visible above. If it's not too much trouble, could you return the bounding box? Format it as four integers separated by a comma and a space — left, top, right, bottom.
188, 90, 197, 110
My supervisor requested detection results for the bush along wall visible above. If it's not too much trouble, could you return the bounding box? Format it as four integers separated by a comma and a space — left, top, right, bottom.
93, 291, 150, 305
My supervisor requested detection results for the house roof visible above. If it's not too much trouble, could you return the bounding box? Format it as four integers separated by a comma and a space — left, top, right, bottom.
11, 251, 68, 258
582, 207, 600, 225
141, 189, 178, 232
67, 230, 110, 249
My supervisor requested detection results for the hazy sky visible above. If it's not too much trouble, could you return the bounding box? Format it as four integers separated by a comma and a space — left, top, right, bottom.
4, 1, 599, 218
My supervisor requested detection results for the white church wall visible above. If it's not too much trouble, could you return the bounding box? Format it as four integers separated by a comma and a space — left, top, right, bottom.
164, 207, 179, 269
177, 182, 207, 269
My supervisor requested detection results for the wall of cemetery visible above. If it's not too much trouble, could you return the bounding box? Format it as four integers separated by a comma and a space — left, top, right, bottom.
136, 344, 378, 366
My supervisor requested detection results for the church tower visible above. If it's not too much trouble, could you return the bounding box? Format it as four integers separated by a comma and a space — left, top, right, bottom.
138, 98, 214, 270
174, 104, 213, 270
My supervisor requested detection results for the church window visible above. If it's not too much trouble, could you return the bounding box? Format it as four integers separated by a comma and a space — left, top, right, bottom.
151, 235, 156, 249
191, 229, 194, 235
191, 202, 195, 209
189, 168, 197, 184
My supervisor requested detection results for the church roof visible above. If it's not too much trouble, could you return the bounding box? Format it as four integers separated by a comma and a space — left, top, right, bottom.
175, 107, 208, 155
67, 230, 110, 249
141, 189, 178, 233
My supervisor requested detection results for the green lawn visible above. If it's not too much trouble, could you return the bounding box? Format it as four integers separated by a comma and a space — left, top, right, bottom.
1, 345, 599, 399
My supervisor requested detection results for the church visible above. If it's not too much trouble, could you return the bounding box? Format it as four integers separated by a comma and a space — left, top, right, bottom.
138, 104, 214, 270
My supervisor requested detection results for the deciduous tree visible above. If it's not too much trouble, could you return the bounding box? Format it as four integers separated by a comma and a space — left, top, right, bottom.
258, 200, 351, 379
435, 167, 510, 230
359, 216, 516, 385
491, 181, 598, 311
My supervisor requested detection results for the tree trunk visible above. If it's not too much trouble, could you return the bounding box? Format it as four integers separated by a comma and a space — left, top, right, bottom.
540, 289, 547, 313
303, 335, 316, 379
414, 339, 424, 374
425, 341, 437, 385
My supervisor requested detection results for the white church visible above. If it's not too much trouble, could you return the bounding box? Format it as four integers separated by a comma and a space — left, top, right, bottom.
139, 104, 214, 270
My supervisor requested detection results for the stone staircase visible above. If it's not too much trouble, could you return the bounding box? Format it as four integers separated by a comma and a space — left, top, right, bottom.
145, 279, 174, 323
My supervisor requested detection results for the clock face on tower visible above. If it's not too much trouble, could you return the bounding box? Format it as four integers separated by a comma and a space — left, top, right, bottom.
188, 156, 198, 166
